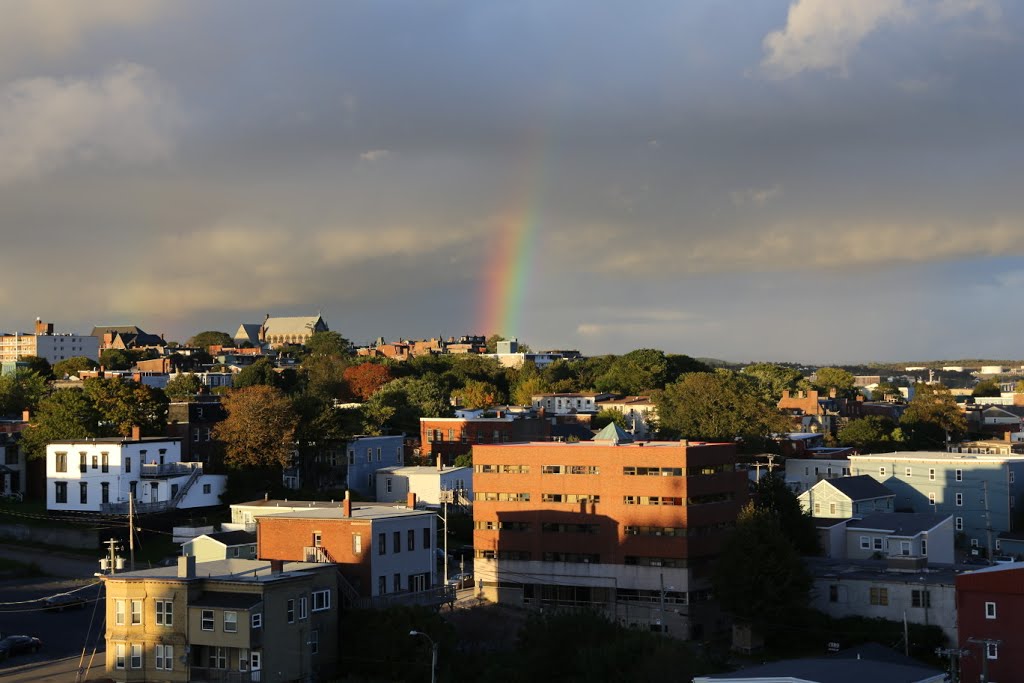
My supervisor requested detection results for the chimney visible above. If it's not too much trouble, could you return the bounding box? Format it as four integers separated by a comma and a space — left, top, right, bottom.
829, 388, 837, 399
407, 492, 417, 509
21, 410, 29, 422
131, 425, 141, 441
781, 390, 790, 400
437, 455, 443, 472
270, 559, 284, 574
177, 555, 196, 579
342, 490, 352, 517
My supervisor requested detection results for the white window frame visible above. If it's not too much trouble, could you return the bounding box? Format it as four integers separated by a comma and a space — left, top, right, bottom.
115, 643, 126, 669
956, 492, 963, 506
929, 468, 935, 481
287, 598, 295, 623
224, 610, 237, 633
928, 492, 935, 505
987, 642, 998, 660
956, 469, 963, 482
156, 599, 173, 626
130, 643, 142, 669
313, 589, 331, 611
155, 644, 174, 671
201, 609, 215, 631
252, 612, 262, 629
956, 516, 963, 531
311, 629, 319, 654
299, 597, 308, 620
879, 467, 886, 477
115, 599, 125, 626
986, 601, 997, 619
130, 599, 142, 625
860, 536, 870, 550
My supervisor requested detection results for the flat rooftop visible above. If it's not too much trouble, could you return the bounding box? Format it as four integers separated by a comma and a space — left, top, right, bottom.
850, 450, 1024, 462
48, 436, 181, 445
265, 505, 434, 521
104, 559, 325, 582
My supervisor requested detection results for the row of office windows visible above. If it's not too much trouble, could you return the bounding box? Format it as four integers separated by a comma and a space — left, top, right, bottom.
347, 446, 403, 464
874, 465, 1015, 484
55, 480, 213, 504
540, 465, 600, 475
475, 464, 529, 474
623, 464, 734, 477
427, 430, 510, 443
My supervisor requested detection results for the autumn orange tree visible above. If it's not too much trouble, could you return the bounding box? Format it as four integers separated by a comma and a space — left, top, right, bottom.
343, 362, 394, 401
214, 385, 298, 470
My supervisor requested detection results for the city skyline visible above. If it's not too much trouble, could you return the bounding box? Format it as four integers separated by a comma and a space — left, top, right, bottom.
1, 1, 1021, 363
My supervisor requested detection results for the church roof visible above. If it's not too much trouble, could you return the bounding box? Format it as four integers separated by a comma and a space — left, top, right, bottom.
592, 422, 634, 444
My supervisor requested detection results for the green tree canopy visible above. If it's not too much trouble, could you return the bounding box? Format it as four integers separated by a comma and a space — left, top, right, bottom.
20, 389, 102, 459
303, 330, 351, 358
234, 357, 282, 389
655, 370, 790, 447
742, 363, 805, 402
592, 408, 627, 431
753, 473, 820, 555
456, 380, 501, 410
512, 375, 548, 406
164, 373, 204, 402
82, 376, 168, 437
0, 370, 49, 416
594, 348, 671, 395
52, 356, 98, 380
18, 355, 53, 379
214, 385, 298, 470
187, 330, 234, 349
838, 415, 903, 452
972, 379, 1002, 397
712, 503, 812, 630
99, 348, 134, 371
900, 383, 967, 449
363, 377, 451, 434
812, 367, 856, 397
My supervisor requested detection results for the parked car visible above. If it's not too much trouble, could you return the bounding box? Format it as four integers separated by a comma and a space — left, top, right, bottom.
43, 593, 87, 612
447, 573, 474, 590
0, 635, 42, 660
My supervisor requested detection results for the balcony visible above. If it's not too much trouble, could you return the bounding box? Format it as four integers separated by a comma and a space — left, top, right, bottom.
141, 462, 204, 478
189, 668, 261, 682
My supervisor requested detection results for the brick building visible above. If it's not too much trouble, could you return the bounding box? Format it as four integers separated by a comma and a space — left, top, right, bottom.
420, 409, 551, 464
472, 429, 746, 638
956, 564, 1024, 682
167, 399, 227, 470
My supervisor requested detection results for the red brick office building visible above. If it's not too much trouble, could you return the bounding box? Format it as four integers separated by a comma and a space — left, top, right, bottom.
957, 564, 1024, 682
472, 428, 746, 638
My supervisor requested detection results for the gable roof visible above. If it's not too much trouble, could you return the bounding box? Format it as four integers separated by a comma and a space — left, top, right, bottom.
825, 475, 894, 501
201, 530, 257, 546
592, 422, 634, 444
263, 315, 327, 336
234, 323, 263, 344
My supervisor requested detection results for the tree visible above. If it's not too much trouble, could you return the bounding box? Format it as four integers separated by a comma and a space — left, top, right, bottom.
1015, 380, 1024, 394
655, 370, 790, 447
234, 357, 281, 389
871, 381, 903, 401
99, 348, 134, 371
812, 367, 856, 397
82, 376, 168, 436
363, 377, 451, 435
303, 330, 350, 358
20, 389, 102, 459
592, 408, 627, 431
901, 383, 967, 448
18, 355, 53, 379
302, 354, 350, 402
972, 379, 1002, 398
838, 415, 902, 452
214, 386, 298, 470
187, 330, 234, 349
456, 380, 500, 410
742, 363, 804, 402
753, 473, 819, 555
0, 371, 49, 416
343, 363, 394, 401
52, 356, 98, 379
594, 348, 671, 395
453, 450, 473, 468
512, 375, 548, 407
712, 504, 812, 631
165, 373, 204, 402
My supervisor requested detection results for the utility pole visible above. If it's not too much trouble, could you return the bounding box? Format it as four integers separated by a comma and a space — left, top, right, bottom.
658, 573, 666, 635
100, 537, 124, 575
982, 481, 994, 564
903, 611, 909, 656
128, 490, 135, 572
968, 638, 1001, 683
935, 646, 968, 683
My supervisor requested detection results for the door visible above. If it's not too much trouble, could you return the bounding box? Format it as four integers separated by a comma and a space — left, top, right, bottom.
250, 650, 262, 681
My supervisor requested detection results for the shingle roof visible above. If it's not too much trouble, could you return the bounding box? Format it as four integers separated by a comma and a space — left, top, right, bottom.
263, 315, 326, 336
826, 475, 894, 501
847, 512, 949, 537
592, 422, 634, 444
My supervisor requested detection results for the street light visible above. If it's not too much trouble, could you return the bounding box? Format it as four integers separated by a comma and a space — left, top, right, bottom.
409, 630, 438, 683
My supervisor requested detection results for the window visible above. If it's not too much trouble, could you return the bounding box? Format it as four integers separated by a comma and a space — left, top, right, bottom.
869, 587, 888, 605
366, 448, 372, 462
956, 517, 963, 531
286, 599, 295, 623
408, 529, 415, 551
203, 483, 211, 494
130, 643, 142, 669
209, 646, 227, 669
155, 644, 173, 671
353, 533, 362, 554
101, 453, 109, 473
378, 532, 386, 555
971, 538, 979, 548
423, 528, 431, 548
386, 477, 392, 493
814, 502, 821, 514
986, 601, 997, 619
873, 538, 883, 550
311, 629, 319, 655
829, 503, 836, 515
922, 538, 928, 556
956, 469, 963, 482
929, 468, 935, 481
92, 455, 98, 469
987, 642, 998, 660
224, 610, 237, 632
879, 467, 886, 477
313, 589, 331, 611
115, 599, 125, 625
251, 612, 262, 629
131, 599, 142, 625
393, 573, 401, 592
156, 600, 173, 626
79, 453, 87, 473
912, 589, 931, 608
393, 531, 401, 553
125, 457, 131, 473
397, 447, 403, 462
55, 452, 67, 472
54, 482, 67, 504
378, 575, 387, 595
115, 643, 125, 669
956, 493, 963, 506
299, 597, 308, 620
928, 492, 935, 505
101, 482, 109, 504
377, 447, 382, 461
829, 585, 838, 602
860, 536, 870, 550
78, 481, 88, 504
1012, 471, 1016, 484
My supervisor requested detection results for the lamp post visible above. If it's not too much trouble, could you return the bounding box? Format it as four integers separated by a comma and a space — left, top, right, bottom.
409, 630, 438, 683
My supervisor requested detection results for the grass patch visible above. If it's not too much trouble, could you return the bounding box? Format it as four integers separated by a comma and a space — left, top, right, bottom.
0, 557, 46, 578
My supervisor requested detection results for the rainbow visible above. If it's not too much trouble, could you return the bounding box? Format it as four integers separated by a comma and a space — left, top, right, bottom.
477, 134, 547, 338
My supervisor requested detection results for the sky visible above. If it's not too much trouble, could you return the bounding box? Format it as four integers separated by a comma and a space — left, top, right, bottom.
1, 0, 1022, 364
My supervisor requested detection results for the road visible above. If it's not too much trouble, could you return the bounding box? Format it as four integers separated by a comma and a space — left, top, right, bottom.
0, 654, 110, 682
0, 543, 99, 578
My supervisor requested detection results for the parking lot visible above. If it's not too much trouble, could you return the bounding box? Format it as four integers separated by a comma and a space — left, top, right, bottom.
0, 578, 105, 672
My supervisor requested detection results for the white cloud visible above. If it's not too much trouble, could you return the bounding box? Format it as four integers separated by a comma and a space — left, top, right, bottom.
0, 63, 182, 185
360, 149, 393, 162
730, 185, 782, 206
0, 0, 166, 68
760, 0, 1001, 79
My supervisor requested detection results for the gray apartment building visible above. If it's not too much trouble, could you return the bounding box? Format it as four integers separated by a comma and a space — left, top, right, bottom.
849, 451, 1024, 553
